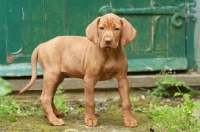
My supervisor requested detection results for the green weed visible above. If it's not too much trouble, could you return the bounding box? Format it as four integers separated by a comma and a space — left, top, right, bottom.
148, 72, 195, 98
18, 102, 44, 115
0, 78, 15, 122
0, 77, 12, 96
106, 99, 121, 111
0, 96, 19, 117
0, 86, 68, 118
144, 73, 200, 131
147, 93, 200, 131
53, 86, 69, 113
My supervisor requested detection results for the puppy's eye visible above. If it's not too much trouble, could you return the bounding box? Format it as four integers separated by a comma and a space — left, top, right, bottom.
100, 27, 104, 30
114, 28, 120, 31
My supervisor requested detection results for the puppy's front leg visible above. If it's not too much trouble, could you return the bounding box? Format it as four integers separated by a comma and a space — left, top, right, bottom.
118, 77, 137, 127
84, 77, 98, 127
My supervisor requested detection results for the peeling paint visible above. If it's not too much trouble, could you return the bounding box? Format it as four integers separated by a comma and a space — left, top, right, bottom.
0, 63, 43, 77
128, 58, 188, 72
164, 65, 170, 70
146, 66, 154, 71
6, 56, 15, 63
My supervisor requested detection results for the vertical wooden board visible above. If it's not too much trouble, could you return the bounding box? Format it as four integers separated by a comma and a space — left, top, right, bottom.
186, 0, 195, 70
154, 16, 168, 51
127, 15, 151, 52
22, 0, 45, 55
6, 0, 23, 55
66, 0, 87, 36
168, 18, 186, 58
153, 0, 170, 6
129, 0, 150, 7
124, 1, 152, 53
186, 18, 195, 70
154, 0, 186, 6
0, 0, 6, 64
45, 0, 66, 40
110, 0, 132, 8
87, 0, 108, 23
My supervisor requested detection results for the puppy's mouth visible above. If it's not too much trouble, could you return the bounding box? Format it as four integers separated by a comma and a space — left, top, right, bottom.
100, 42, 118, 49
102, 45, 117, 49
105, 46, 112, 48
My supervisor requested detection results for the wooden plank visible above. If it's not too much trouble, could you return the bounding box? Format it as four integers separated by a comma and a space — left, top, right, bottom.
153, 16, 168, 51
45, 0, 66, 40
66, 0, 87, 36
6, 0, 23, 55
22, 0, 45, 55
87, 0, 108, 22
168, 17, 186, 58
0, 0, 6, 64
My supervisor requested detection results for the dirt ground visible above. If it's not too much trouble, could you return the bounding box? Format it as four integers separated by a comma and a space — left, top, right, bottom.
0, 89, 153, 132
0, 111, 150, 132
1, 88, 200, 132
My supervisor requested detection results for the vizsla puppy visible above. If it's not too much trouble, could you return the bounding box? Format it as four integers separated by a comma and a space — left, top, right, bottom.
19, 13, 137, 127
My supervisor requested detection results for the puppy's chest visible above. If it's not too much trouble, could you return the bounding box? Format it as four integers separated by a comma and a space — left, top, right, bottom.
101, 62, 121, 77
103, 64, 120, 72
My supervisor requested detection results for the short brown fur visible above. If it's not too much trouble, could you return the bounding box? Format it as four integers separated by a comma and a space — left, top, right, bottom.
19, 13, 137, 127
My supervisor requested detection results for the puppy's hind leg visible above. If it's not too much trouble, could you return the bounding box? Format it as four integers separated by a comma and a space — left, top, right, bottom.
40, 72, 65, 126
52, 74, 65, 118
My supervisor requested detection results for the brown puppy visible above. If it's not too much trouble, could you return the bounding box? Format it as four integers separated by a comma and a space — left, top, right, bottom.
19, 13, 137, 127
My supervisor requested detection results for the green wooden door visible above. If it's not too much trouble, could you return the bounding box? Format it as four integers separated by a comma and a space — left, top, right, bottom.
0, 0, 67, 76
97, 0, 196, 72
0, 0, 195, 77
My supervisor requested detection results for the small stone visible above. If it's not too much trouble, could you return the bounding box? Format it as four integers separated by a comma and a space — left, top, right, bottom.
69, 107, 74, 111
141, 95, 146, 99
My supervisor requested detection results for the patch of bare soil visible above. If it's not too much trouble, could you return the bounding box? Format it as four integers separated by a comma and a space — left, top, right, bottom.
0, 110, 150, 132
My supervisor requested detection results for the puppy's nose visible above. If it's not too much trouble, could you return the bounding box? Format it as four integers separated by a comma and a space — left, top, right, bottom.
104, 37, 112, 44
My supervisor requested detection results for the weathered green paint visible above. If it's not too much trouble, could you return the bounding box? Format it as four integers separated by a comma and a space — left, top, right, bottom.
6, 0, 23, 55
0, 0, 196, 77
66, 0, 88, 36
22, 0, 45, 55
45, 0, 66, 40
0, 0, 6, 64
185, 0, 196, 70
128, 58, 187, 72
187, 12, 196, 69
0, 63, 43, 77
99, 1, 196, 28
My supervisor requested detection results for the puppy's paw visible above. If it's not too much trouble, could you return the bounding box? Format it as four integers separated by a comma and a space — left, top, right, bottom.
123, 117, 137, 127
49, 118, 65, 126
84, 117, 98, 127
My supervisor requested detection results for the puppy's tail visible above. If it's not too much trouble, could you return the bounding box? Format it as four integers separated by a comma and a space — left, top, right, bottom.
19, 45, 40, 94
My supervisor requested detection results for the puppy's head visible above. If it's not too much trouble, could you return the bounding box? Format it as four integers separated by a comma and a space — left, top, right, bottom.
86, 13, 136, 48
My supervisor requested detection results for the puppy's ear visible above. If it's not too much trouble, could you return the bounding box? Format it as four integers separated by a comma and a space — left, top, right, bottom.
86, 17, 101, 44
120, 18, 137, 46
